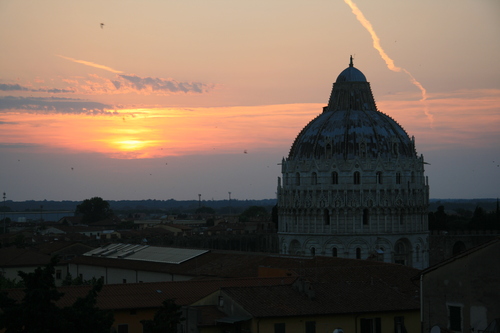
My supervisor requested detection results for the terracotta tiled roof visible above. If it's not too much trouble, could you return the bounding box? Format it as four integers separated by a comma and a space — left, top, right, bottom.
222, 267, 420, 317
0, 246, 53, 267
5, 276, 296, 311
35, 241, 94, 256
57, 216, 83, 225
163, 224, 192, 231
208, 223, 245, 232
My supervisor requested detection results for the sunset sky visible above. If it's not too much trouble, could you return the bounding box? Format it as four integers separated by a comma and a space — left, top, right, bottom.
1, 0, 499, 202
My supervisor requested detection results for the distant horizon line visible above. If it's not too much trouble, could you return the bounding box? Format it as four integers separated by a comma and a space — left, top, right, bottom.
2, 197, 498, 203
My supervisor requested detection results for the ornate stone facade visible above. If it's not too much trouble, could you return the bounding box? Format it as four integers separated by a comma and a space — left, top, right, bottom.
277, 58, 430, 269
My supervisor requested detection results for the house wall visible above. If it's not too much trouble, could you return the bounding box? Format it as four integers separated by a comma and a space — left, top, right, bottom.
422, 240, 500, 332
68, 262, 193, 284
429, 231, 500, 265
111, 308, 156, 333
213, 290, 420, 333
1, 264, 68, 286
249, 311, 420, 333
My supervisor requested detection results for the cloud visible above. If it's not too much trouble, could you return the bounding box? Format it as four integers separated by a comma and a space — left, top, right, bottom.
0, 83, 74, 93
0, 96, 116, 115
54, 55, 214, 95
117, 74, 213, 94
56, 55, 124, 74
0, 83, 28, 91
0, 142, 42, 149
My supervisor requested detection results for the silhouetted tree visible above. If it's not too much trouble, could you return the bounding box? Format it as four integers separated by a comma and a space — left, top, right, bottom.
75, 197, 113, 223
239, 206, 269, 222
141, 298, 185, 333
0, 257, 113, 333
61, 279, 113, 333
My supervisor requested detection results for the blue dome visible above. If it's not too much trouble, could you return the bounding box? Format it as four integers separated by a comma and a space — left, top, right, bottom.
288, 57, 415, 160
336, 57, 366, 82
336, 66, 366, 82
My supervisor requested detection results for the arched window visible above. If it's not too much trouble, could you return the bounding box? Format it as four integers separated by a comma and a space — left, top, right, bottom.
356, 247, 361, 259
394, 240, 409, 266
323, 209, 330, 225
360, 143, 366, 157
295, 172, 301, 186
396, 172, 402, 184
332, 247, 338, 257
395, 242, 405, 254
311, 247, 316, 256
416, 245, 420, 262
326, 144, 332, 158
376, 171, 383, 184
363, 209, 369, 225
353, 171, 360, 185
378, 248, 384, 262
393, 143, 399, 155
332, 171, 339, 185
311, 172, 318, 185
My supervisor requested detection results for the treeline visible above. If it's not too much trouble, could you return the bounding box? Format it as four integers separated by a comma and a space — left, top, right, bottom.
1, 198, 277, 215
429, 204, 500, 231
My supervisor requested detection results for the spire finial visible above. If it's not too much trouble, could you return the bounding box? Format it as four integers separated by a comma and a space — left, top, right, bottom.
349, 55, 354, 67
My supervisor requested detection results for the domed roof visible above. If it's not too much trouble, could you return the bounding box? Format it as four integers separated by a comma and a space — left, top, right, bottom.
288, 57, 415, 160
336, 56, 367, 82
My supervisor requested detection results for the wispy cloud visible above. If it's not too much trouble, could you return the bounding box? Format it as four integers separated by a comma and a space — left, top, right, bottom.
55, 55, 214, 95
56, 55, 124, 74
0, 83, 74, 93
114, 74, 214, 94
0, 96, 115, 115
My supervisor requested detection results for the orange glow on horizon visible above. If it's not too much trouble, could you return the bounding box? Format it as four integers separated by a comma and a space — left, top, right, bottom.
1, 90, 498, 159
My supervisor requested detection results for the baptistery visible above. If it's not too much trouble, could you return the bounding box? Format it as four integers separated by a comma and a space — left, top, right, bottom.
277, 57, 429, 269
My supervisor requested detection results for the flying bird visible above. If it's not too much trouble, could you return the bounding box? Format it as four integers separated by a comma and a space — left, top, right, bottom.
100, 23, 105, 29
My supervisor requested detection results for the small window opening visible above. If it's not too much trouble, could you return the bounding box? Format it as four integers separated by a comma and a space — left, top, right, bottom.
332, 171, 339, 185
363, 209, 369, 225
311, 172, 318, 185
324, 209, 330, 225
354, 171, 360, 185
448, 306, 462, 331
356, 247, 361, 259
326, 144, 332, 158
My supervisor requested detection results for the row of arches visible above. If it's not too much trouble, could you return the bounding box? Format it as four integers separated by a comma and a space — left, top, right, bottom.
289, 171, 418, 186
283, 236, 427, 268
318, 141, 409, 159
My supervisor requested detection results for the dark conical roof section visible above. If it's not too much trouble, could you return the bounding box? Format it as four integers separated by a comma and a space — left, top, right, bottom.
288, 56, 415, 160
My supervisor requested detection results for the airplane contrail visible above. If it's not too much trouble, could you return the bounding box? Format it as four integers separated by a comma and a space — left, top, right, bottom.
56, 55, 124, 74
343, 0, 434, 127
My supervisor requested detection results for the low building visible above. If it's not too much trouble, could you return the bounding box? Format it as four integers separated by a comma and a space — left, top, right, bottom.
416, 237, 500, 332
4, 277, 296, 333
0, 246, 68, 286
